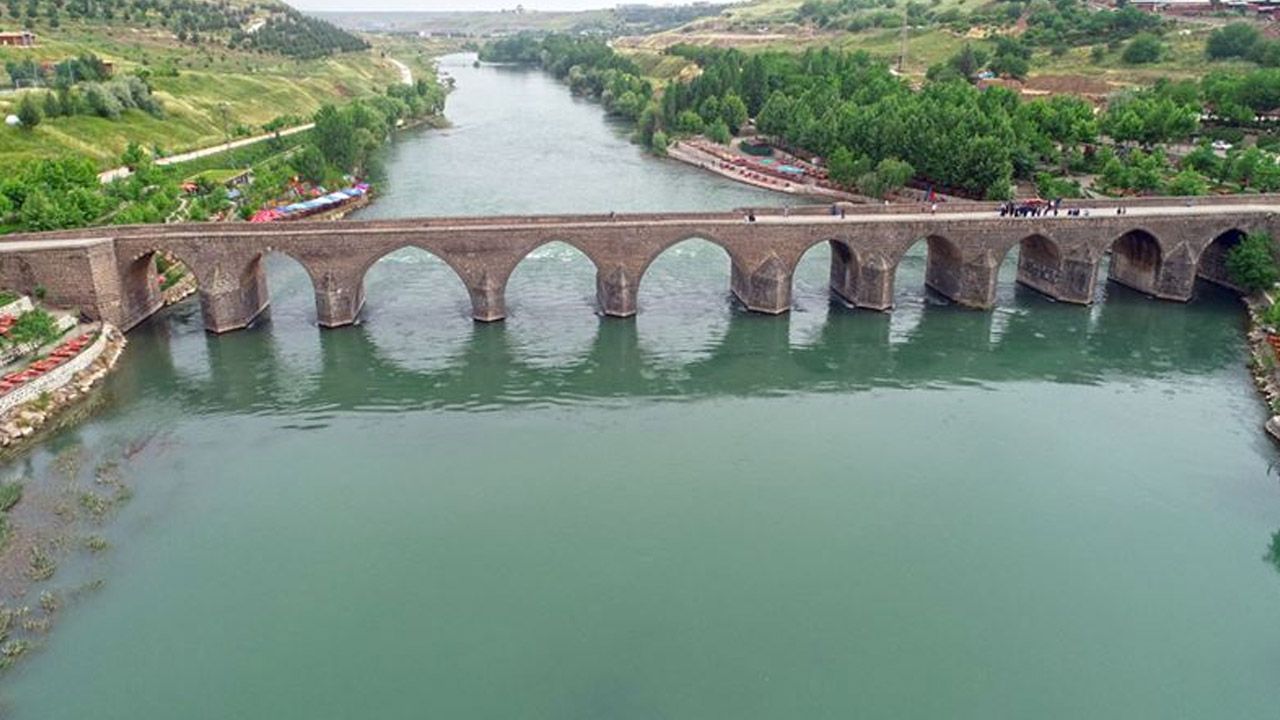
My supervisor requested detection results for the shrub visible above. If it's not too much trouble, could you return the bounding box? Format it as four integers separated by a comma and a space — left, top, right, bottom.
1123, 34, 1165, 64
0, 483, 20, 513
1226, 232, 1279, 292
1267, 530, 1280, 572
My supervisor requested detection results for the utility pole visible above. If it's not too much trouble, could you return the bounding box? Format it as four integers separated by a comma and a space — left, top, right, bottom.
897, 2, 909, 74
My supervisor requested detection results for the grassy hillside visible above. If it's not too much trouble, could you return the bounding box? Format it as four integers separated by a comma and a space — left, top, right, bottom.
617, 0, 1267, 90
0, 2, 403, 170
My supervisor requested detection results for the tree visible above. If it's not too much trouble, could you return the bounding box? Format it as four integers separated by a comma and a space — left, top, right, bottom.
720, 93, 748, 135
1165, 168, 1208, 196
988, 53, 1029, 80
650, 130, 669, 155
948, 44, 990, 80
1226, 232, 1279, 292
1206, 23, 1260, 60
1122, 33, 1165, 64
312, 104, 356, 170
293, 143, 328, 184
16, 93, 41, 129
706, 119, 732, 145
827, 145, 866, 187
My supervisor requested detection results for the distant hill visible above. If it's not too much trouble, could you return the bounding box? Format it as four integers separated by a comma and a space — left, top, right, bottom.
313, 3, 732, 38
2, 0, 368, 59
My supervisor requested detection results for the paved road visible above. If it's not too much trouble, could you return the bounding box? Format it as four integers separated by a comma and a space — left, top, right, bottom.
97, 122, 315, 184
98, 56, 412, 184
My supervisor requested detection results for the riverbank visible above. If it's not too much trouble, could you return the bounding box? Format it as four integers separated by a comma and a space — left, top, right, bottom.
667, 139, 864, 202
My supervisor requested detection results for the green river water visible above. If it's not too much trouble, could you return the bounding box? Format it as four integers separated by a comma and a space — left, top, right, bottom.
2, 54, 1279, 718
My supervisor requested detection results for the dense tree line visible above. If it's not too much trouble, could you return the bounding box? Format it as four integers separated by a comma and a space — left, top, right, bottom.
480, 34, 653, 121
232, 9, 368, 59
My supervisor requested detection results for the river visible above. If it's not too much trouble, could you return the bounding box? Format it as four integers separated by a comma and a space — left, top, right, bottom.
2, 53, 1279, 718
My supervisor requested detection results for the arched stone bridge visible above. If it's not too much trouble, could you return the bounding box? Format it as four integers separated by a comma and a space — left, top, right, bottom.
0, 198, 1275, 333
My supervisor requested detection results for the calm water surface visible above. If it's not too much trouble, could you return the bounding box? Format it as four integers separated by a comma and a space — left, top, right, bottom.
3, 54, 1280, 718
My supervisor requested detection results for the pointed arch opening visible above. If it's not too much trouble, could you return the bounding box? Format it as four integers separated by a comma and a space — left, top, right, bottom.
1108, 229, 1163, 297
506, 240, 599, 368
888, 235, 962, 343
790, 240, 838, 348
637, 237, 734, 367
1196, 228, 1247, 291
247, 250, 320, 327
121, 248, 202, 331
359, 245, 474, 373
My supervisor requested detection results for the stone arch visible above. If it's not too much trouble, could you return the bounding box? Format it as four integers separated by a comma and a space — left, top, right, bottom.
120, 246, 207, 330
1010, 233, 1067, 301
1195, 227, 1247, 291
893, 234, 964, 303
506, 238, 602, 315
1108, 229, 1164, 296
241, 249, 323, 325
636, 235, 737, 312
635, 232, 741, 287
356, 243, 475, 323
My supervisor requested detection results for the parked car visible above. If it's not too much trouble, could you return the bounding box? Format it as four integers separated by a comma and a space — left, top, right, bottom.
1212, 140, 1233, 152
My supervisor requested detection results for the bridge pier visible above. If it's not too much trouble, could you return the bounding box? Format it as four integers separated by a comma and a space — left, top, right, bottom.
731, 257, 792, 314
596, 266, 638, 317
315, 272, 364, 328
469, 281, 506, 322
197, 260, 269, 333
1017, 246, 1097, 305
928, 253, 999, 309
1153, 244, 1198, 301
830, 246, 894, 310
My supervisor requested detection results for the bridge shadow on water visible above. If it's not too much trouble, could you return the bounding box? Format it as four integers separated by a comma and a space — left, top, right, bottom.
107, 273, 1251, 419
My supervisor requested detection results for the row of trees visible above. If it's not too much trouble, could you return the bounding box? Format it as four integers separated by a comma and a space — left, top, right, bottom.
481, 34, 654, 121
13, 75, 165, 129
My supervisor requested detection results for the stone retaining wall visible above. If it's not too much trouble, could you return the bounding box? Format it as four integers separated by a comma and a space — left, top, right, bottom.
0, 329, 108, 415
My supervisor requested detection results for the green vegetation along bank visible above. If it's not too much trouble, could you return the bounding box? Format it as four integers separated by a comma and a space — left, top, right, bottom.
485, 32, 1280, 200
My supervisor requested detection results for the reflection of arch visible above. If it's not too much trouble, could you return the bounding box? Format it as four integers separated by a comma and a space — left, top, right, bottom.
1195, 227, 1246, 290
1109, 229, 1163, 295
506, 240, 600, 314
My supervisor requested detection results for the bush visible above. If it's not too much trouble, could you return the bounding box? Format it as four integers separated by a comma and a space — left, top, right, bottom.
0, 483, 20, 513
1267, 530, 1280, 572
15, 94, 40, 130
650, 130, 670, 155
1226, 232, 1279, 292
1123, 34, 1165, 64
7, 309, 60, 346
706, 118, 732, 145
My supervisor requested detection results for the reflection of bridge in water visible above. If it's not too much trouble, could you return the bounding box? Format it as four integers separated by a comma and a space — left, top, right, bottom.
0, 196, 1273, 334
116, 279, 1247, 416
